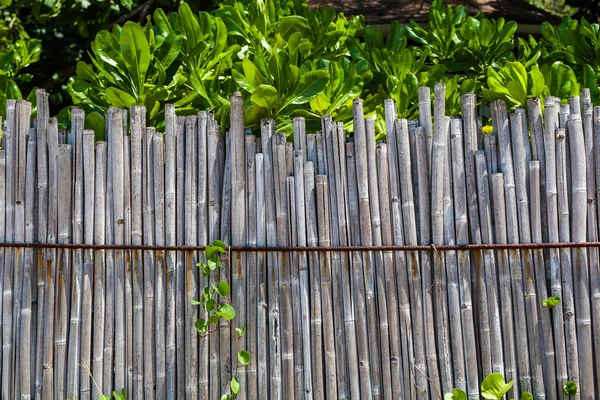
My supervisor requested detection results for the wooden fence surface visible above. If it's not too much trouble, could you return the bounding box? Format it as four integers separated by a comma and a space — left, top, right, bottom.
1, 87, 600, 399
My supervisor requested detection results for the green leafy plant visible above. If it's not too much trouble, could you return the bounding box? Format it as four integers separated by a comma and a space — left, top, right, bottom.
564, 380, 578, 395
542, 296, 561, 308
444, 388, 467, 400
100, 388, 127, 400
481, 61, 545, 109
195, 240, 250, 399
480, 372, 514, 400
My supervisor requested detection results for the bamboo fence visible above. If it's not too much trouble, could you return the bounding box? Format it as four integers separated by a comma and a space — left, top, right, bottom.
1, 88, 600, 399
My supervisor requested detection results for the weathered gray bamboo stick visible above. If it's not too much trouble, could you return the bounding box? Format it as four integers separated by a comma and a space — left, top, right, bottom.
387, 113, 414, 400
245, 133, 259, 400
445, 119, 466, 393
0, 107, 12, 400
0, 151, 5, 394
431, 113, 453, 394
353, 99, 380, 399
176, 115, 186, 400
314, 173, 337, 400
396, 125, 425, 399
272, 131, 294, 399
367, 116, 395, 400
196, 112, 209, 400
153, 133, 167, 399
260, 118, 281, 400
450, 118, 479, 398
34, 89, 49, 400
92, 141, 106, 400
230, 94, 248, 399
110, 111, 126, 393
19, 124, 36, 400
544, 103, 569, 397
315, 130, 326, 175
323, 115, 354, 399
492, 101, 531, 395
414, 119, 442, 397
79, 130, 95, 400
220, 129, 233, 394
43, 118, 59, 399
567, 114, 594, 398
529, 160, 557, 399
418, 87, 432, 174
184, 116, 198, 399
286, 175, 304, 400
510, 111, 544, 398
306, 134, 317, 168
293, 117, 313, 398
129, 106, 144, 400
491, 173, 519, 398
475, 151, 504, 374
303, 161, 325, 400
555, 128, 579, 395
254, 152, 268, 400
56, 144, 72, 400
581, 92, 600, 390
13, 100, 29, 397
345, 141, 374, 400
208, 112, 224, 400
593, 106, 600, 388
407, 120, 421, 240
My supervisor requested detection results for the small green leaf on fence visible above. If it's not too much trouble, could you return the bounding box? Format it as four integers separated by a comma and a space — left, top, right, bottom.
481, 373, 514, 400
444, 388, 467, 400
521, 392, 534, 400
564, 380, 577, 395
216, 280, 231, 297
238, 350, 251, 365
217, 304, 236, 320
542, 296, 561, 308
235, 324, 246, 337
206, 299, 215, 312
195, 318, 207, 332
231, 377, 240, 395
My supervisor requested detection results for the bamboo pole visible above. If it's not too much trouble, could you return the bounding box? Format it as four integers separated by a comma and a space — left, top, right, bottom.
391, 120, 415, 400
13, 100, 30, 397
154, 133, 167, 399
79, 130, 95, 400
581, 92, 600, 391
491, 173, 519, 398
314, 173, 337, 400
306, 134, 317, 167
345, 141, 373, 399
260, 118, 281, 400
130, 106, 144, 400
293, 117, 313, 398
431, 111, 453, 395
303, 161, 325, 399
414, 118, 442, 397
475, 151, 504, 375
0, 101, 13, 400
254, 152, 268, 400
207, 112, 223, 399
245, 133, 258, 400
0, 150, 5, 393
510, 110, 545, 398
92, 141, 107, 400
567, 114, 594, 398
397, 125, 426, 399
20, 124, 36, 400
220, 129, 232, 395
444, 119, 466, 393
184, 116, 198, 399
56, 144, 72, 400
593, 106, 600, 389
175, 115, 185, 399
418, 87, 432, 173
544, 103, 569, 397
34, 89, 49, 399
450, 118, 479, 398
492, 101, 531, 395
367, 116, 395, 400
529, 160, 557, 399
555, 127, 579, 395
353, 99, 380, 399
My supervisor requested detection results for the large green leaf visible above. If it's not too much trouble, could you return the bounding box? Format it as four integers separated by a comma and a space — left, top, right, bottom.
481, 373, 514, 400
179, 2, 203, 52
290, 70, 329, 105
251, 84, 279, 111
105, 87, 137, 108
120, 22, 151, 95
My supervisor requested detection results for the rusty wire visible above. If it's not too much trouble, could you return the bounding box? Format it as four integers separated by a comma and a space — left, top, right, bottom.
2, 241, 600, 252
